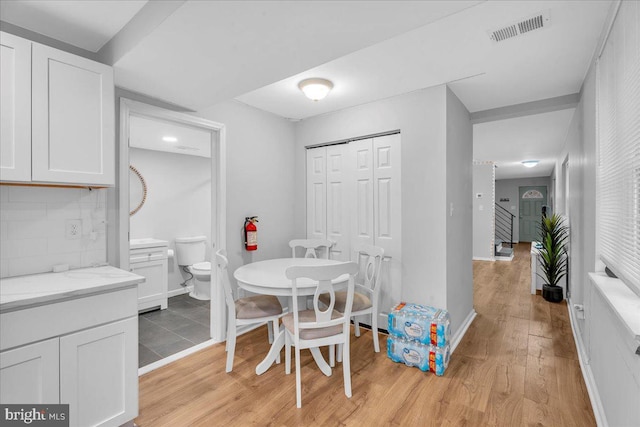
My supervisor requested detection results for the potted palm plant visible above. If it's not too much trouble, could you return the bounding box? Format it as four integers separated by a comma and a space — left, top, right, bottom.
537, 213, 568, 302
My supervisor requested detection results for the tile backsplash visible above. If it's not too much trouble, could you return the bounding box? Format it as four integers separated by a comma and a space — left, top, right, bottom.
0, 186, 107, 278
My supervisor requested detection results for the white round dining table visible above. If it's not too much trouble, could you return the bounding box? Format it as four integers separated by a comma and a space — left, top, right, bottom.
233, 257, 347, 375
233, 257, 346, 296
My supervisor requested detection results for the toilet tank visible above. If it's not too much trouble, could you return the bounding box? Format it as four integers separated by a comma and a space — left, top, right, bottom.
175, 236, 207, 266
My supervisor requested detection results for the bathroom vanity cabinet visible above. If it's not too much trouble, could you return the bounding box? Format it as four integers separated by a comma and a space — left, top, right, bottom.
0, 267, 143, 427
130, 239, 169, 312
0, 31, 115, 186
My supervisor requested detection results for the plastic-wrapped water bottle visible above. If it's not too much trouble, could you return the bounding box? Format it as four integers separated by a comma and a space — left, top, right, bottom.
387, 302, 451, 347
386, 336, 450, 376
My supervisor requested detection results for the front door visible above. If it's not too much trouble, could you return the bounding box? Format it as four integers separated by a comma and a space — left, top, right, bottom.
519, 186, 547, 242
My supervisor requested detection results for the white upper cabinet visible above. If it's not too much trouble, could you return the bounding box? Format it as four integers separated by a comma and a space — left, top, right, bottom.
0, 32, 31, 181
0, 32, 115, 186
32, 43, 114, 185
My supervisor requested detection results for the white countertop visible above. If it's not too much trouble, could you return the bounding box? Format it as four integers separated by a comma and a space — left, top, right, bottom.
130, 238, 169, 249
0, 266, 145, 312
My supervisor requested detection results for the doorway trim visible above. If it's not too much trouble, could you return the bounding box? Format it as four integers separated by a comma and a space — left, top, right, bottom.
117, 98, 227, 342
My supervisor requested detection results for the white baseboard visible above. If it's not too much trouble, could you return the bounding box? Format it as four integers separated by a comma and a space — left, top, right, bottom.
450, 309, 477, 353
566, 298, 608, 427
167, 286, 193, 298
473, 256, 495, 262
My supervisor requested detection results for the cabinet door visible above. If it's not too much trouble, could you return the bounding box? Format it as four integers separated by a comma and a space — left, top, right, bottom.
32, 43, 115, 186
0, 338, 59, 404
0, 32, 31, 181
60, 317, 138, 427
131, 258, 168, 311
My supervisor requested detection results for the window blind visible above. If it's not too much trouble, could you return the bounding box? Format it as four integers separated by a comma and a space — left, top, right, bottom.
597, 1, 640, 296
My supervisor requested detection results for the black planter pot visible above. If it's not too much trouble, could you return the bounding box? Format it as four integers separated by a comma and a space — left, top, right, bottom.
542, 285, 563, 302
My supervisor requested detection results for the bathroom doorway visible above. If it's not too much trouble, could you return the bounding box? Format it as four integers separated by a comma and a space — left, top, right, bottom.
116, 99, 227, 370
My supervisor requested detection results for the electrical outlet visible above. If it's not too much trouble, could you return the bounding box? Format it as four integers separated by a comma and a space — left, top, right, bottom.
65, 219, 82, 240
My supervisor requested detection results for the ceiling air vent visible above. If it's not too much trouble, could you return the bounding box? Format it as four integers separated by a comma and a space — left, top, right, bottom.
488, 10, 550, 43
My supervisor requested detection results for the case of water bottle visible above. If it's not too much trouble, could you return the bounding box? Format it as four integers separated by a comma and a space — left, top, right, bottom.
387, 302, 451, 348
386, 335, 450, 376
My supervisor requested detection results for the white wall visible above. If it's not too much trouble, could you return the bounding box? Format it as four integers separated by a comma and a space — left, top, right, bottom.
555, 4, 640, 424
294, 85, 474, 336
196, 100, 297, 275
1, 186, 107, 278
494, 176, 551, 242
472, 162, 494, 260
129, 147, 211, 293
445, 87, 474, 334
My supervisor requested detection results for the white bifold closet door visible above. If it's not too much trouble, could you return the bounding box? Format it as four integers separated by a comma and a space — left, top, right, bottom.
306, 134, 401, 326
306, 144, 351, 260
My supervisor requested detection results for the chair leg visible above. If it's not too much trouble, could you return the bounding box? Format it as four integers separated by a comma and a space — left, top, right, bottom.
354, 316, 361, 337
343, 337, 352, 398
273, 320, 281, 364
295, 346, 302, 408
285, 334, 291, 375
329, 344, 335, 367
371, 312, 380, 353
337, 343, 343, 363
225, 325, 236, 373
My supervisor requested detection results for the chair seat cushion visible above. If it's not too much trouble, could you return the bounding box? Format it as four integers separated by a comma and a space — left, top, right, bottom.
282, 310, 343, 340
318, 291, 372, 313
235, 295, 283, 319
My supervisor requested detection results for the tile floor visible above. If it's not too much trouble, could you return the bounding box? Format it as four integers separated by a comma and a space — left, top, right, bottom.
138, 293, 211, 368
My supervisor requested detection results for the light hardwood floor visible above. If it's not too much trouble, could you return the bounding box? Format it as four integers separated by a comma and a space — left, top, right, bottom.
136, 243, 595, 426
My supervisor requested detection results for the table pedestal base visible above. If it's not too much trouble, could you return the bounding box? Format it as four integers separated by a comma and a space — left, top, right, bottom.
255, 326, 332, 376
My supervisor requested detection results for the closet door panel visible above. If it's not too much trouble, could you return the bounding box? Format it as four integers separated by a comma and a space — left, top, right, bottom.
373, 134, 401, 255
350, 139, 375, 250
326, 145, 350, 260
306, 147, 327, 240
373, 134, 402, 322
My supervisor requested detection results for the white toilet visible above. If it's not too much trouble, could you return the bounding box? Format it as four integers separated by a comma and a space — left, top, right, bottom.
175, 236, 211, 300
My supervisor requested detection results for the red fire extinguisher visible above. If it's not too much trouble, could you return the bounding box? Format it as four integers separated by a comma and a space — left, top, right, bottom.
244, 216, 258, 251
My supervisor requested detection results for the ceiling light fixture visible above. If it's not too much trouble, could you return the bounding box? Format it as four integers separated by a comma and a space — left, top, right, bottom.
521, 160, 539, 168
162, 136, 178, 142
298, 78, 333, 101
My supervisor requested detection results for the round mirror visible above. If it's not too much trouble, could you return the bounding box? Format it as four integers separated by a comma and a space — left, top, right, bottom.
129, 165, 147, 216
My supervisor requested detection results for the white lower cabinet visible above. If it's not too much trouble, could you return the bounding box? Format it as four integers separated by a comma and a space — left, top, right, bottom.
60, 317, 138, 427
0, 285, 139, 427
0, 338, 59, 404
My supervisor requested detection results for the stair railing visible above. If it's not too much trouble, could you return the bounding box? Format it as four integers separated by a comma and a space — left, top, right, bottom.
495, 203, 515, 248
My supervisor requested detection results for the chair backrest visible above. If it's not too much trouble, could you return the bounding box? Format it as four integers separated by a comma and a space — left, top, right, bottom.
289, 239, 333, 259
353, 244, 384, 299
215, 249, 236, 317
285, 262, 358, 339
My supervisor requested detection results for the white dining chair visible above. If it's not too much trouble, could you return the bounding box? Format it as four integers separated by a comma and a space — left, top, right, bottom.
289, 239, 333, 259
319, 244, 384, 362
216, 249, 284, 373
283, 261, 358, 408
